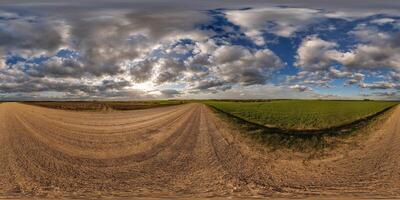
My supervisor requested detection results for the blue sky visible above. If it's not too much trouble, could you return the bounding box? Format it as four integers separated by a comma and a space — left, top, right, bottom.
0, 0, 399, 100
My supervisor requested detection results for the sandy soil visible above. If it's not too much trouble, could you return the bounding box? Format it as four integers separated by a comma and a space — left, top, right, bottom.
0, 102, 399, 199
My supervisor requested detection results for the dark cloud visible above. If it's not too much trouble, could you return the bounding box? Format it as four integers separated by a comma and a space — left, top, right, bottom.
0, 75, 132, 97
155, 59, 187, 84
192, 79, 228, 90
0, 15, 64, 55
160, 89, 181, 98
29, 57, 84, 78
129, 59, 156, 83
2, 0, 399, 17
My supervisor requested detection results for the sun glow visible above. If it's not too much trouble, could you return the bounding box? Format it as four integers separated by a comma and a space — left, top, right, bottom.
132, 81, 155, 91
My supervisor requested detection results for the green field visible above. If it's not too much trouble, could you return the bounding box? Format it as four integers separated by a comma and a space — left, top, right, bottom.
206, 100, 398, 130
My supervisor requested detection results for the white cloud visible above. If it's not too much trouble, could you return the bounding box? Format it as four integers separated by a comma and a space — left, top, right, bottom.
324, 11, 376, 19
209, 45, 283, 85
329, 68, 352, 78
225, 7, 322, 44
337, 26, 400, 71
363, 91, 398, 99
0, 57, 5, 70
295, 36, 340, 70
359, 82, 398, 90
211, 45, 246, 64
296, 28, 400, 73
370, 18, 396, 25
289, 84, 313, 92
390, 71, 400, 82
294, 33, 400, 93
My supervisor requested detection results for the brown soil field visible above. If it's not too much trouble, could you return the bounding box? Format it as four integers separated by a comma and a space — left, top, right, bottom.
0, 102, 399, 199
24, 101, 183, 111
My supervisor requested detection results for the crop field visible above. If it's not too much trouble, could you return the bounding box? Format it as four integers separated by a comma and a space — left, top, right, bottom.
25, 100, 184, 111
206, 100, 398, 130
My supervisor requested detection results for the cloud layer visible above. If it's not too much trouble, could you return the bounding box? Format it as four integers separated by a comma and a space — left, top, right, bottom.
0, 0, 399, 100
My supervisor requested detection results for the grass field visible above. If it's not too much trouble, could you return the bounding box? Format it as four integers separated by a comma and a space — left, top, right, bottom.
206, 100, 398, 130
24, 100, 184, 111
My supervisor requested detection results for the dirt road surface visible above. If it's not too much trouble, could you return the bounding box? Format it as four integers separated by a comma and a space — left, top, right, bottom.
0, 102, 399, 198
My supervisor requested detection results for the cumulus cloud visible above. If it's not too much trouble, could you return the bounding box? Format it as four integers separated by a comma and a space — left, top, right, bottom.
294, 28, 400, 95
359, 82, 398, 90
338, 27, 400, 71
289, 84, 313, 92
295, 36, 340, 71
209, 45, 283, 85
360, 91, 399, 100
152, 41, 285, 93
223, 6, 400, 46
225, 7, 322, 44
329, 68, 352, 78
390, 72, 400, 82
345, 72, 365, 86
66, 10, 210, 77
296, 26, 400, 72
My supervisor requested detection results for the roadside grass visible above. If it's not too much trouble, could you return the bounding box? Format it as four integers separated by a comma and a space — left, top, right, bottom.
23, 100, 185, 111
206, 100, 398, 152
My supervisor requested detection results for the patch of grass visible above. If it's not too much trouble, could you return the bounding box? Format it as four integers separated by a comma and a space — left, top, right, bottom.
23, 100, 184, 111
205, 100, 398, 130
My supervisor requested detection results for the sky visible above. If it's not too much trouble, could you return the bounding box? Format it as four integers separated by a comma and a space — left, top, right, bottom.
0, 0, 399, 100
